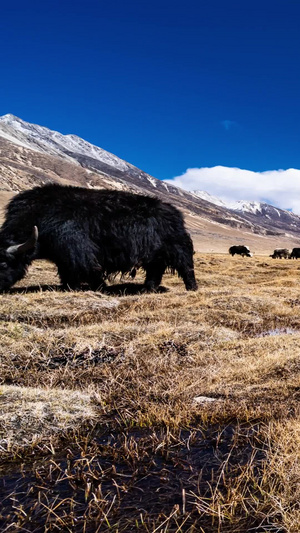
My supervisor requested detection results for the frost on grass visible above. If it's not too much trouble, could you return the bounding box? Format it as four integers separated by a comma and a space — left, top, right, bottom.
0, 385, 96, 448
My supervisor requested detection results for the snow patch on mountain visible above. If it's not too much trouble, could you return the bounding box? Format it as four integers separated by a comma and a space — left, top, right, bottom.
191, 190, 227, 207
2, 113, 208, 201
147, 176, 157, 188
191, 190, 292, 217
191, 191, 268, 214
0, 114, 130, 171
226, 200, 264, 215
0, 126, 32, 150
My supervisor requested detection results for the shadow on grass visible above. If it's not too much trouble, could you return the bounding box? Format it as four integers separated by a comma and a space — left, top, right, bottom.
6, 283, 169, 296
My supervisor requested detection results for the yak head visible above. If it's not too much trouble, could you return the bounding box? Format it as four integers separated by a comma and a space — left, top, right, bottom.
0, 226, 38, 291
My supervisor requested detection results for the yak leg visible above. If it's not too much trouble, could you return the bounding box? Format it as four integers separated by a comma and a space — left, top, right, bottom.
87, 270, 107, 291
177, 264, 198, 291
57, 261, 107, 291
53, 235, 104, 291
57, 260, 90, 291
175, 246, 198, 290
144, 261, 166, 292
58, 267, 83, 291
58, 269, 106, 292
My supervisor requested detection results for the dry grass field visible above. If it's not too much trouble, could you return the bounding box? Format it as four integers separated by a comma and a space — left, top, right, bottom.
1, 254, 300, 532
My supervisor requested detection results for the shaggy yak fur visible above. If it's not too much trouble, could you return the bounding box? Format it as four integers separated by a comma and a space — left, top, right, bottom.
270, 248, 290, 259
0, 184, 198, 292
290, 248, 300, 259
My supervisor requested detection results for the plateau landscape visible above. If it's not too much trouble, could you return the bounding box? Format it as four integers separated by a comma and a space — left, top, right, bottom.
0, 116, 300, 532
3, 1, 300, 530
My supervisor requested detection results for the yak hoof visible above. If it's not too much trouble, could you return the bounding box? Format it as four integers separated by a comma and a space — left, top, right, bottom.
143, 284, 169, 293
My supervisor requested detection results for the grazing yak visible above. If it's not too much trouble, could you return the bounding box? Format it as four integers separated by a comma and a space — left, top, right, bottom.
270, 248, 290, 259
0, 184, 198, 292
229, 245, 252, 257
290, 248, 300, 260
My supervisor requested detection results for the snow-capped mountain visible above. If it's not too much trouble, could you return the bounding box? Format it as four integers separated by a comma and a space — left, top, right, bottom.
2, 114, 280, 230
229, 200, 300, 232
191, 192, 283, 219
1, 114, 300, 252
0, 114, 259, 228
225, 199, 287, 219
0, 114, 130, 170
227, 200, 266, 214
191, 191, 277, 216
190, 190, 300, 235
0, 114, 200, 200
0, 114, 173, 195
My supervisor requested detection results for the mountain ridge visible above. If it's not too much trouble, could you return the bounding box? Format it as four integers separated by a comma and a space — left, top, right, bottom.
191, 189, 300, 236
0, 114, 299, 253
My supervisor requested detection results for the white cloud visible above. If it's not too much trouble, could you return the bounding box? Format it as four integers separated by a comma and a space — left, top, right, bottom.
164, 166, 300, 214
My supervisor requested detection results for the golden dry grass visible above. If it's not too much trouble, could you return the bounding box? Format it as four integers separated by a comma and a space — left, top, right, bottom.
0, 385, 97, 450
1, 254, 300, 531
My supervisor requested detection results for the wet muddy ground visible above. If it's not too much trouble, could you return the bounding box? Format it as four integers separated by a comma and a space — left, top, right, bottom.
0, 423, 272, 532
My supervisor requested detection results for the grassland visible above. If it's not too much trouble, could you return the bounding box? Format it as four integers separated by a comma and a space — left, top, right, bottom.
1, 254, 300, 532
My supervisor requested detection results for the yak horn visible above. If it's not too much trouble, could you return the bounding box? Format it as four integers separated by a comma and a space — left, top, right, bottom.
6, 226, 38, 255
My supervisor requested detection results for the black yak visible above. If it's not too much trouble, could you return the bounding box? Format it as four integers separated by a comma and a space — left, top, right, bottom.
290, 248, 300, 259
0, 184, 197, 292
270, 248, 290, 259
229, 245, 252, 257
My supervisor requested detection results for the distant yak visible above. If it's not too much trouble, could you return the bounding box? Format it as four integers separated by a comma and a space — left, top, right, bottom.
290, 248, 300, 260
229, 245, 252, 257
0, 184, 198, 292
270, 248, 290, 259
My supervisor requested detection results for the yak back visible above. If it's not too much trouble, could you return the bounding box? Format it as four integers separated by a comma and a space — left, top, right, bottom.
2, 184, 184, 235
0, 184, 190, 274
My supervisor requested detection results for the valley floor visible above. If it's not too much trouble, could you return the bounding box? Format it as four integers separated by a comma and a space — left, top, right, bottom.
1, 254, 300, 532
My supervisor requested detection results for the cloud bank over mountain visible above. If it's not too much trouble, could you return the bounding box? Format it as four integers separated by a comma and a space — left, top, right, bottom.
165, 166, 300, 214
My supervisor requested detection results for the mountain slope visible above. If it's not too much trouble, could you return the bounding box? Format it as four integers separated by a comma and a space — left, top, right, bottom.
0, 114, 257, 226
192, 189, 300, 238
0, 114, 198, 198
0, 114, 300, 253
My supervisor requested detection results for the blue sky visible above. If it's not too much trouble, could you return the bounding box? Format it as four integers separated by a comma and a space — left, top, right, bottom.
1, 0, 300, 189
